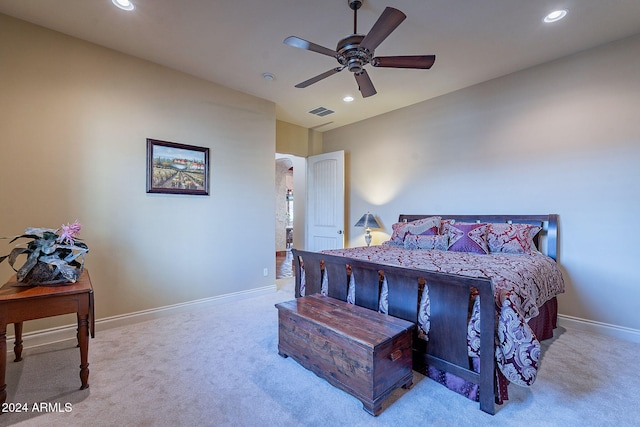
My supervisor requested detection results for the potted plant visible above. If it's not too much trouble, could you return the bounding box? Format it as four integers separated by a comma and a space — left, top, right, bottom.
0, 220, 89, 285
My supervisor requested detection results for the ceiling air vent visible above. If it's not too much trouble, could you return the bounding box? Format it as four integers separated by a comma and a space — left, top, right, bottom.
308, 106, 335, 117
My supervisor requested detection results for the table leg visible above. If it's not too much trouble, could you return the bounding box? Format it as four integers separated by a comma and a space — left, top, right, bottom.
77, 313, 90, 390
13, 322, 23, 362
0, 324, 6, 405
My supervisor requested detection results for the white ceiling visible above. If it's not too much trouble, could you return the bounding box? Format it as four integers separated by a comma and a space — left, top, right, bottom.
2, 0, 639, 132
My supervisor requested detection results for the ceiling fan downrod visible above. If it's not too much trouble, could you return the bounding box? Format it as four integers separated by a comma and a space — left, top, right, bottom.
349, 0, 363, 34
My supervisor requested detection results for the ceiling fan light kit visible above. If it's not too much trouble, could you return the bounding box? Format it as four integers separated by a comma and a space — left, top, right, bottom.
283, 0, 435, 98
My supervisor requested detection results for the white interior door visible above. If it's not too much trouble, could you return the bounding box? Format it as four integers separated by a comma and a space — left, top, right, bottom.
306, 150, 345, 251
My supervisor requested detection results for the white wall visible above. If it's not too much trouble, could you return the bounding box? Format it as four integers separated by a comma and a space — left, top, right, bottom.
0, 14, 276, 332
323, 34, 640, 333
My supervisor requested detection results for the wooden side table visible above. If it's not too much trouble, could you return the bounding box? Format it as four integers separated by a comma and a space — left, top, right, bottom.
0, 270, 94, 406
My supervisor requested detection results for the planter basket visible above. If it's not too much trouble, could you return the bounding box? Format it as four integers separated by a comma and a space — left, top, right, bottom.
20, 261, 84, 286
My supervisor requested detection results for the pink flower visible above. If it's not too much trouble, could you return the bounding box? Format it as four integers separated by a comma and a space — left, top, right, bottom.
57, 220, 82, 245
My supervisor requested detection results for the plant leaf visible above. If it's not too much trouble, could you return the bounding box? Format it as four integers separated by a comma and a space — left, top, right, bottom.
24, 227, 56, 237
42, 231, 58, 240
43, 259, 79, 282
64, 248, 88, 263
16, 250, 40, 281
8, 247, 29, 268
74, 241, 89, 250
8, 234, 38, 244
58, 263, 79, 282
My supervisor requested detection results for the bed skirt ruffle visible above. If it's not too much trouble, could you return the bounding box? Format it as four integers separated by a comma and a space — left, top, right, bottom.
423, 296, 558, 404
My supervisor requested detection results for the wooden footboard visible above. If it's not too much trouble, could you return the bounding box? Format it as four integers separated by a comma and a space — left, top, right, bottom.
291, 249, 497, 415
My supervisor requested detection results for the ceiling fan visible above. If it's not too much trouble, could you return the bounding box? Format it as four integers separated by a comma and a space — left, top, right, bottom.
283, 0, 436, 98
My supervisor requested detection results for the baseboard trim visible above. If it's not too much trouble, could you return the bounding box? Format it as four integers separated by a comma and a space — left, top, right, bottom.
558, 314, 640, 343
6, 284, 277, 352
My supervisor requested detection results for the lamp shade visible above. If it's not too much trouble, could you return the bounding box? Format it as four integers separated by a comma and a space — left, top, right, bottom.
355, 213, 381, 229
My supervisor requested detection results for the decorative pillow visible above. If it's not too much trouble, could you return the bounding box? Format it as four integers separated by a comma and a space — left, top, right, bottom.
442, 222, 489, 254
404, 234, 449, 250
389, 216, 441, 245
389, 222, 408, 245
406, 216, 441, 236
487, 223, 542, 255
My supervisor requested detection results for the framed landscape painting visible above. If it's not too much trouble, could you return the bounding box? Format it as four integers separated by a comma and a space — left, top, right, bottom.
146, 138, 210, 195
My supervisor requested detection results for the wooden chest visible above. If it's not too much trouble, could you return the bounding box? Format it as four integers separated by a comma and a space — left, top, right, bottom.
275, 294, 414, 416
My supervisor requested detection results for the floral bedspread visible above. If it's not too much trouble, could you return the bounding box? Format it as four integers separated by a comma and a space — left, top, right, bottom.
310, 245, 565, 387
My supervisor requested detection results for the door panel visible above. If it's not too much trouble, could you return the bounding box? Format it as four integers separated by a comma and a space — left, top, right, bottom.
307, 151, 345, 251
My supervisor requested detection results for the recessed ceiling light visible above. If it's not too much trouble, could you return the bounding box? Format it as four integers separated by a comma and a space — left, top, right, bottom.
544, 9, 567, 23
112, 0, 134, 11
343, 96, 354, 103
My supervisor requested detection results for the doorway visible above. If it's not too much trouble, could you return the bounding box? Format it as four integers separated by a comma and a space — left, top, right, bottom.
275, 154, 296, 278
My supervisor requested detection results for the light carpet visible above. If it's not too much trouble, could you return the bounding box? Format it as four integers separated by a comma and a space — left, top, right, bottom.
3, 278, 640, 426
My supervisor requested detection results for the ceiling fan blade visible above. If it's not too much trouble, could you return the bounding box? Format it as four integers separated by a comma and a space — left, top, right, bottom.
359, 7, 406, 52
295, 67, 343, 88
354, 69, 377, 98
284, 36, 338, 58
371, 55, 436, 69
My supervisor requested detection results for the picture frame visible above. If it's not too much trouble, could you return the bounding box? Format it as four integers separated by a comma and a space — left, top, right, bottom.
146, 138, 210, 195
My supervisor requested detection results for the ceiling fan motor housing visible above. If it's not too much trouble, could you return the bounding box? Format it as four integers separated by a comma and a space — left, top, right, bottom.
337, 34, 372, 74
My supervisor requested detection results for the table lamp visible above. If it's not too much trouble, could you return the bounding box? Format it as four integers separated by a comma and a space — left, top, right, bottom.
355, 212, 381, 247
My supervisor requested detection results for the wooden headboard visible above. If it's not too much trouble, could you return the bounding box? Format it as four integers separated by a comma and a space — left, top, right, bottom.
398, 214, 559, 261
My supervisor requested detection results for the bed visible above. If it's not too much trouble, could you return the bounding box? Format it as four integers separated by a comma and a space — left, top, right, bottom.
291, 214, 564, 414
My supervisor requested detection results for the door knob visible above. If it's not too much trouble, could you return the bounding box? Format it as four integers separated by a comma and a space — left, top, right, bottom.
337, 230, 343, 234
